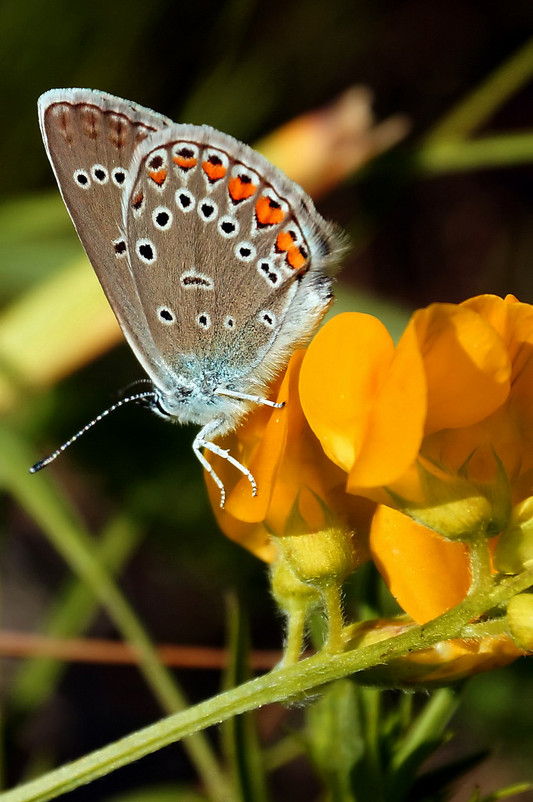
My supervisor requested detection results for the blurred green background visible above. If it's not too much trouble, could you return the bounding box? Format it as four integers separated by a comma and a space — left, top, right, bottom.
2, 0, 533, 800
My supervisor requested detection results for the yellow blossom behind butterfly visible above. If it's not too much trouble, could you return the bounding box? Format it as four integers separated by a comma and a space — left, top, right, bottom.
205, 350, 375, 567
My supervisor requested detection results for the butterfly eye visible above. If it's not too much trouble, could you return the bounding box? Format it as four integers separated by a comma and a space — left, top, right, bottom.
224, 316, 236, 330
228, 166, 259, 203
202, 149, 228, 183
146, 149, 168, 187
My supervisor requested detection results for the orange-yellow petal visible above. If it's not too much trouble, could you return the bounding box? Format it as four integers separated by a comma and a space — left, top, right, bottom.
463, 296, 533, 422
300, 313, 397, 473
208, 498, 278, 563
370, 505, 471, 623
347, 315, 427, 489
413, 303, 511, 435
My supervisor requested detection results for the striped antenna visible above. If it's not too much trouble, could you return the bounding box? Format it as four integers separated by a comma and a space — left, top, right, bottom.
30, 390, 157, 473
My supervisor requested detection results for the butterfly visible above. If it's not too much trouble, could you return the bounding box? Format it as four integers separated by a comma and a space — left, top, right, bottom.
36, 89, 344, 505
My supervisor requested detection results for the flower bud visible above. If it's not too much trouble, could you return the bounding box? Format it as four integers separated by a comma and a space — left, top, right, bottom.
507, 593, 533, 651
270, 556, 321, 615
494, 497, 533, 574
274, 526, 358, 589
390, 454, 510, 543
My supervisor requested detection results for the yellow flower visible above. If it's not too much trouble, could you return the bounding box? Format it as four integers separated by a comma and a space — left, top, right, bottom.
300, 295, 533, 622
345, 618, 523, 686
204, 350, 374, 570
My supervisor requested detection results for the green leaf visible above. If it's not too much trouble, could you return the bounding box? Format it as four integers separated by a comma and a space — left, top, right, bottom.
221, 593, 270, 802
386, 688, 460, 800
306, 680, 365, 801
10, 513, 143, 713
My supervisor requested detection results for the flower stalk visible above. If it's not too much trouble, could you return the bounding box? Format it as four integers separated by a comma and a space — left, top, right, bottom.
5, 566, 533, 802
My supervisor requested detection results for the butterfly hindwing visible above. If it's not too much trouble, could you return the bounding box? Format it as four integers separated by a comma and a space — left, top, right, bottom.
38, 89, 174, 382
122, 124, 341, 393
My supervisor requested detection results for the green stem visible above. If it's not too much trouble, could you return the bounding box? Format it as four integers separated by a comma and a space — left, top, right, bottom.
280, 606, 307, 667
6, 566, 533, 802
359, 687, 383, 800
0, 426, 229, 802
415, 133, 533, 175
11, 513, 142, 713
391, 688, 458, 772
322, 583, 344, 654
468, 535, 493, 595
461, 617, 509, 639
425, 36, 533, 144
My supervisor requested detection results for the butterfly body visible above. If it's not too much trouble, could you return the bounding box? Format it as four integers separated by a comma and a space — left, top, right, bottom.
38, 89, 344, 504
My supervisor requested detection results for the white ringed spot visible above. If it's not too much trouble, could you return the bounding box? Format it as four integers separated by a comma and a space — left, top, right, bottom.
175, 188, 196, 213
257, 259, 281, 285
112, 167, 128, 187
113, 238, 127, 258
259, 310, 276, 328
172, 143, 199, 173
157, 306, 175, 325
91, 164, 109, 184
218, 216, 239, 238
235, 241, 256, 262
198, 198, 218, 222
180, 270, 214, 290
73, 169, 90, 189
197, 312, 211, 330
152, 206, 173, 230
136, 238, 157, 264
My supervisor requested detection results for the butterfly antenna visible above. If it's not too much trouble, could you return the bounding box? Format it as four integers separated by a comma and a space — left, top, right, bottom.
29, 390, 157, 474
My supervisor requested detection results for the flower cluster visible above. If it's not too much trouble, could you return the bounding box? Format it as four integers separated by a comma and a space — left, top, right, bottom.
205, 294, 533, 677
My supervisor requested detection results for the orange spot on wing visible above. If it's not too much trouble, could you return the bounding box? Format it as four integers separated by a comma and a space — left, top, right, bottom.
286, 246, 308, 271
255, 195, 285, 227
149, 169, 167, 185
132, 191, 144, 210
228, 176, 257, 202
174, 155, 197, 170
275, 230, 296, 252
202, 160, 227, 182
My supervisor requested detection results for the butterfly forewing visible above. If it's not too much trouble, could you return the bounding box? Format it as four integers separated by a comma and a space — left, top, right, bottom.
38, 89, 173, 381
123, 124, 340, 393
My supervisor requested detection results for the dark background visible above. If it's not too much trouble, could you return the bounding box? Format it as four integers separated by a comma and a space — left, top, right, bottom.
1, 1, 533, 799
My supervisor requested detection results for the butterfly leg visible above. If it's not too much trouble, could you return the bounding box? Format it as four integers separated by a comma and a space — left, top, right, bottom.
193, 419, 258, 508
215, 388, 284, 409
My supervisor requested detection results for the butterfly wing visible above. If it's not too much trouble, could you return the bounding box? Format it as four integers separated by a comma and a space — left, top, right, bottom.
38, 88, 174, 381
122, 124, 344, 398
